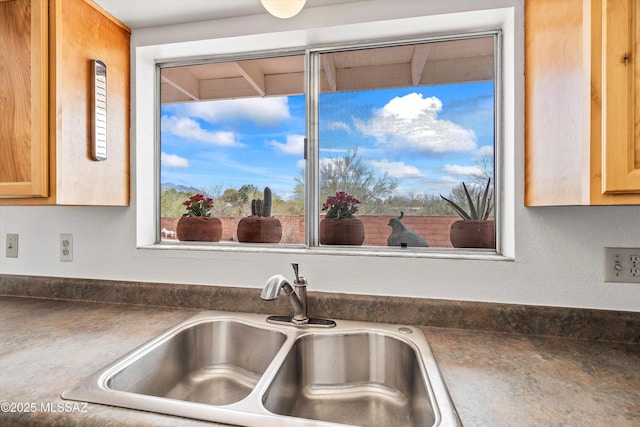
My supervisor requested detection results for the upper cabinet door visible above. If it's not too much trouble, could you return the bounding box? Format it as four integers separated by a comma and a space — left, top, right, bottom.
602, 0, 640, 193
0, 0, 130, 206
0, 0, 48, 198
525, 0, 640, 205
51, 0, 131, 206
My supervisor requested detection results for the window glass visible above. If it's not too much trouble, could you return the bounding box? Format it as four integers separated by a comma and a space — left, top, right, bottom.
159, 55, 306, 244
316, 37, 496, 249
158, 35, 497, 251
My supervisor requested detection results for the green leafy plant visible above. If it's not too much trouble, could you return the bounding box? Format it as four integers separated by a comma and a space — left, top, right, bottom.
182, 194, 215, 217
322, 191, 361, 219
440, 178, 493, 220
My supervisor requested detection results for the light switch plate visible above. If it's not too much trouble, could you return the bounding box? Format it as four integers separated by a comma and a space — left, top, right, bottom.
604, 247, 640, 283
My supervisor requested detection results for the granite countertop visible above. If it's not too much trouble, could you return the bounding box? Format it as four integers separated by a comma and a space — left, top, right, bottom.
1, 295, 639, 427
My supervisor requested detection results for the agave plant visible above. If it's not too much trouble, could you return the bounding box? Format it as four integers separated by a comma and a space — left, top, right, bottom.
440, 178, 493, 220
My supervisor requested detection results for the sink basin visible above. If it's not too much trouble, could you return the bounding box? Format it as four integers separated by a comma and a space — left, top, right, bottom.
263, 333, 434, 427
107, 319, 286, 406
63, 311, 460, 426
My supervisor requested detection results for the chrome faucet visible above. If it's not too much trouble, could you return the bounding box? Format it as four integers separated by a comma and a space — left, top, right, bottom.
261, 267, 308, 324
261, 263, 335, 327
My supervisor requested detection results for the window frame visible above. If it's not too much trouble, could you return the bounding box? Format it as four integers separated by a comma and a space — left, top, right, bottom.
304, 32, 502, 253
136, 8, 515, 261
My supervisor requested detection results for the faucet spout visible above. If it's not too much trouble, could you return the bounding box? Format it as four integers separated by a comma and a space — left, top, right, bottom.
261, 275, 292, 300
261, 274, 306, 323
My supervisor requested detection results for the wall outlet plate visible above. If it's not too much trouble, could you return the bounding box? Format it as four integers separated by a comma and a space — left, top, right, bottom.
6, 233, 18, 258
60, 233, 73, 262
604, 247, 640, 283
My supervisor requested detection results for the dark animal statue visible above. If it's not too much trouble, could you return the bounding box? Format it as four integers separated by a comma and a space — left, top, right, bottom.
387, 212, 429, 247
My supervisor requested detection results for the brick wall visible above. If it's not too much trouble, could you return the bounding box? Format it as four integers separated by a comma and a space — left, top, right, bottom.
162, 215, 462, 247
358, 215, 459, 247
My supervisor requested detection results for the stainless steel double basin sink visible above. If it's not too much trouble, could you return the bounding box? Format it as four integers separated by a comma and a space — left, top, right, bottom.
63, 311, 460, 426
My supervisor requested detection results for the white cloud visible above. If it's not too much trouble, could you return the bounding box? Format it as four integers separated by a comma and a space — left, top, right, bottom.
476, 145, 494, 157
382, 92, 439, 120
443, 94, 495, 139
355, 93, 477, 153
268, 134, 305, 155
173, 97, 291, 126
369, 159, 423, 178
439, 175, 463, 184
327, 121, 352, 133
161, 152, 189, 168
161, 115, 237, 146
319, 147, 350, 154
319, 157, 336, 169
443, 164, 484, 177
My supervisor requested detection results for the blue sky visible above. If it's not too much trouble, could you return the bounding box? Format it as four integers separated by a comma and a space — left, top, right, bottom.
161, 81, 494, 200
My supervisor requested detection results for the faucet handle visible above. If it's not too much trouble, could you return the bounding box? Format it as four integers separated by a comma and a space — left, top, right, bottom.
291, 263, 300, 282
291, 263, 306, 285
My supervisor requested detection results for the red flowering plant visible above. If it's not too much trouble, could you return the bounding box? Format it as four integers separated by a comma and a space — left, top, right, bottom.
322, 191, 361, 219
182, 194, 215, 217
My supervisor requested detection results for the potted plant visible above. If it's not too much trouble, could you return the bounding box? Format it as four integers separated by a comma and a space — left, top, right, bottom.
237, 187, 282, 243
176, 194, 223, 242
320, 191, 365, 245
440, 178, 495, 248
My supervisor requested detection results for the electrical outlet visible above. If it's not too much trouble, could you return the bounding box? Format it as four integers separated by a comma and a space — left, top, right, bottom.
60, 234, 73, 262
5, 234, 18, 258
604, 247, 640, 283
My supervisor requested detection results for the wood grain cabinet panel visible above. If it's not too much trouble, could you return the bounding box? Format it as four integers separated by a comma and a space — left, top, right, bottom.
601, 0, 640, 193
525, 0, 640, 205
0, 0, 48, 198
0, 0, 130, 205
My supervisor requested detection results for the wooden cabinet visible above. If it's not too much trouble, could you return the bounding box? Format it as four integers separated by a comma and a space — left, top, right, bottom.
0, 0, 48, 198
0, 0, 130, 206
600, 0, 640, 194
525, 0, 640, 205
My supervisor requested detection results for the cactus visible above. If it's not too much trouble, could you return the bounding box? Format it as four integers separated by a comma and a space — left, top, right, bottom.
440, 178, 493, 220
250, 187, 272, 217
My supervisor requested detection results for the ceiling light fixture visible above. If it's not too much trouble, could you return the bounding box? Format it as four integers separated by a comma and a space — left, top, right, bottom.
260, 0, 306, 19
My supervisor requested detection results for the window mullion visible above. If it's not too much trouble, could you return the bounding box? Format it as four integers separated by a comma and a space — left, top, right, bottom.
305, 49, 320, 247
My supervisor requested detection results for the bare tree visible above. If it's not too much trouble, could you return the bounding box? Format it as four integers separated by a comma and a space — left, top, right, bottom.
293, 148, 398, 211
320, 148, 397, 205
472, 152, 494, 183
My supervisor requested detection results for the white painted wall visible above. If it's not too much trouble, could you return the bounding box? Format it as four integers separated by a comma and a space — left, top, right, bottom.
1, 0, 639, 313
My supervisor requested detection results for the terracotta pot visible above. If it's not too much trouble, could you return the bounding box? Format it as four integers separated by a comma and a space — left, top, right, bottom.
176, 216, 222, 242
320, 218, 365, 246
237, 216, 282, 243
449, 220, 495, 248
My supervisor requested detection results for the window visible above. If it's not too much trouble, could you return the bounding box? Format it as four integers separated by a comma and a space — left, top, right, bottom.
158, 33, 498, 252
159, 55, 307, 244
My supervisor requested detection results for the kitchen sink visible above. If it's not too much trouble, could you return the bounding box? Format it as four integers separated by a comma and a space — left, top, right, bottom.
63, 311, 460, 426
263, 333, 435, 427
107, 319, 286, 406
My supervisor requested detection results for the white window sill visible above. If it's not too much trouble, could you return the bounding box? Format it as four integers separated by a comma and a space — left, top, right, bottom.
139, 241, 513, 261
